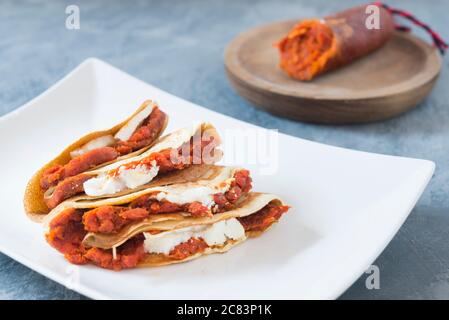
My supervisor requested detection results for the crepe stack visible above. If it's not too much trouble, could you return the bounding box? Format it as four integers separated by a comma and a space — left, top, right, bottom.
24, 100, 289, 270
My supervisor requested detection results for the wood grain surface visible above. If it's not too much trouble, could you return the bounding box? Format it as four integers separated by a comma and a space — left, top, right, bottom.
225, 20, 442, 124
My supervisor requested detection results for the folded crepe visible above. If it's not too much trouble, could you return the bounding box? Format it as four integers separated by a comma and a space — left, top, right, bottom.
25, 120, 221, 220
24, 100, 168, 218
25, 101, 290, 271
43, 188, 289, 270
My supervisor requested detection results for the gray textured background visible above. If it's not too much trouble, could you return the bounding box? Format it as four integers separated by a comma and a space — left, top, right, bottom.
0, 0, 448, 299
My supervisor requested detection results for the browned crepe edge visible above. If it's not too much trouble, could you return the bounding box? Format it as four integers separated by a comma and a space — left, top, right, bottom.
24, 100, 168, 221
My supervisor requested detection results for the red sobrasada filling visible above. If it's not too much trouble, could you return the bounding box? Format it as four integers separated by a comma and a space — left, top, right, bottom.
43, 133, 217, 209
276, 19, 335, 81
46, 197, 288, 270
237, 203, 289, 232
40, 107, 167, 191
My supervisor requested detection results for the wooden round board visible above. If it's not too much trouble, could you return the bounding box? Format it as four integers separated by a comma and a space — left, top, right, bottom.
225, 20, 442, 124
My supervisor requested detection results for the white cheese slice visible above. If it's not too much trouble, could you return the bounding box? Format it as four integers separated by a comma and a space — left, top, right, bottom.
70, 135, 116, 158
143, 218, 245, 255
114, 102, 156, 141
155, 182, 231, 208
148, 122, 201, 154
83, 161, 159, 196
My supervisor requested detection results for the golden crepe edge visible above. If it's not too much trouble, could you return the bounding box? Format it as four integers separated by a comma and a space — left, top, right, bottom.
24, 100, 168, 221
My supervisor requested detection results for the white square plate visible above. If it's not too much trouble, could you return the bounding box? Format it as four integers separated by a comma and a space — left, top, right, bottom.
0, 58, 434, 299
